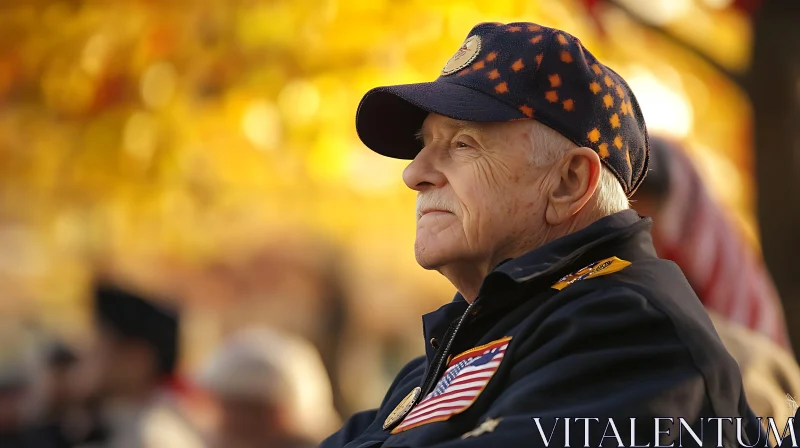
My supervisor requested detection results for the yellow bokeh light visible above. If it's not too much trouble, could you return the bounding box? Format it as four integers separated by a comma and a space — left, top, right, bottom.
141, 61, 178, 110
241, 99, 282, 151
123, 112, 159, 162
278, 80, 321, 126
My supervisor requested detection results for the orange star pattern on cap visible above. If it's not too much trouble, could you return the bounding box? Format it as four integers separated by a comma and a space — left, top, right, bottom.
519, 105, 534, 118
603, 94, 614, 108
356, 21, 650, 197
610, 113, 620, 129
588, 128, 601, 143
598, 143, 610, 158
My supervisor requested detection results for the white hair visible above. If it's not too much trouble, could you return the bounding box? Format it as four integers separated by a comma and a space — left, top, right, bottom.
529, 121, 629, 216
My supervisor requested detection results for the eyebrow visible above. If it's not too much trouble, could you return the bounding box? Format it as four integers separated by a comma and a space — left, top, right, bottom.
414, 119, 483, 143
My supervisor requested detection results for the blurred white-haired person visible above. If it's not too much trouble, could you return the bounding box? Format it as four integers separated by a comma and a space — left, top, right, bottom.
198, 327, 340, 448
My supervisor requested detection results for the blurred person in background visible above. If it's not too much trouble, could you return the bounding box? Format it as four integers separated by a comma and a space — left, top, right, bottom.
631, 135, 800, 426
0, 323, 41, 447
631, 135, 790, 348
76, 283, 205, 448
323, 21, 762, 447
197, 327, 339, 448
23, 340, 82, 448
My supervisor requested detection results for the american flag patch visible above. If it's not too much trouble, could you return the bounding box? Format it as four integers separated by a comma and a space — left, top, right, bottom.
391, 337, 511, 433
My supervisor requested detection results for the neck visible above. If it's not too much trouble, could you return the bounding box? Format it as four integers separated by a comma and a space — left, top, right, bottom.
440, 210, 602, 303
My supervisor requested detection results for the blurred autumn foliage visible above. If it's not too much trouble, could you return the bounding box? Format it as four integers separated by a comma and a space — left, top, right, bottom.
0, 0, 762, 411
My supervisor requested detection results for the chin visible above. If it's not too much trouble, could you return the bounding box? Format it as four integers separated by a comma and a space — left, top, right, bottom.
414, 239, 461, 270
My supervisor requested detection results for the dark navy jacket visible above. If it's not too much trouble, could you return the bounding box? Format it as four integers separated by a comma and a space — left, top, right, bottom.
321, 210, 762, 448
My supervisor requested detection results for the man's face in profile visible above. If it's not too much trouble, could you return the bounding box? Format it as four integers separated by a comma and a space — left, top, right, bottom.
405, 113, 553, 272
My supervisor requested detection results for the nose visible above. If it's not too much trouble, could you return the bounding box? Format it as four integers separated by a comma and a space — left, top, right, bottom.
402, 145, 447, 192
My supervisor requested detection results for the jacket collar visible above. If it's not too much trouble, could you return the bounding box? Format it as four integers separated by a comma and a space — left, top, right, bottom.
422, 210, 654, 360
492, 209, 650, 283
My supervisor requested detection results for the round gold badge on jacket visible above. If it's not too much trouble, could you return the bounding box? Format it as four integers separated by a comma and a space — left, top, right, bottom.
441, 35, 481, 76
383, 386, 422, 430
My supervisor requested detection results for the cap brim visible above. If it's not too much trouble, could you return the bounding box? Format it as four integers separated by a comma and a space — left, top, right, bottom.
355, 81, 526, 160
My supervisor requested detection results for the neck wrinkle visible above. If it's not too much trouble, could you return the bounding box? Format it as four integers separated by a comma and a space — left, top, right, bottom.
440, 207, 610, 302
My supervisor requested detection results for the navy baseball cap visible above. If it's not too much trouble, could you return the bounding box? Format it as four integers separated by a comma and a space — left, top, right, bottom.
355, 22, 650, 197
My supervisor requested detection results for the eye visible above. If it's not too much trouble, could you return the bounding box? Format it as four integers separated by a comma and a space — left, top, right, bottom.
453, 135, 478, 149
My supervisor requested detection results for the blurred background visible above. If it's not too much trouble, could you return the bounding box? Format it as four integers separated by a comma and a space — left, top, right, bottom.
1, 0, 799, 447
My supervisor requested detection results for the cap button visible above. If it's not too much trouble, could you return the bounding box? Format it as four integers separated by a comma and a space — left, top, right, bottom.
430, 337, 439, 349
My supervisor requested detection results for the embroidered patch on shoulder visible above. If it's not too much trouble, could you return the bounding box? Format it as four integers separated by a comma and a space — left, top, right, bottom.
390, 337, 511, 434
551, 256, 631, 291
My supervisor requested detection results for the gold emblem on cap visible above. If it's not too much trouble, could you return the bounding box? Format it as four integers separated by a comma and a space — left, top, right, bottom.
383, 386, 421, 430
441, 35, 482, 76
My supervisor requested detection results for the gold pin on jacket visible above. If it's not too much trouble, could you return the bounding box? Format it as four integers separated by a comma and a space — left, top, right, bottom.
551, 256, 631, 291
383, 387, 421, 430
461, 418, 502, 439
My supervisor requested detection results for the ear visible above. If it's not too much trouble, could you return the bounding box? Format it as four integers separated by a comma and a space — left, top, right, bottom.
545, 147, 601, 225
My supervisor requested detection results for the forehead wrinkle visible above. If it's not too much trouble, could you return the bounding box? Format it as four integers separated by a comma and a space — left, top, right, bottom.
418, 116, 485, 138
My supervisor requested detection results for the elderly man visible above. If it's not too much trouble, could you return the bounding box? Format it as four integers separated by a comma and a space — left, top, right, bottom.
321, 22, 764, 448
